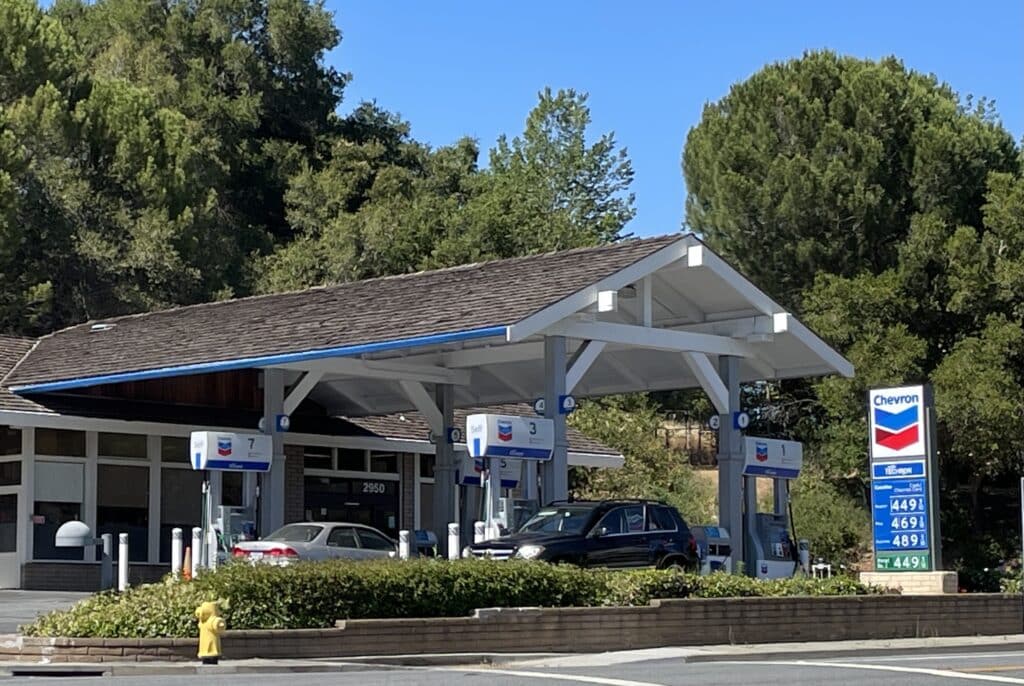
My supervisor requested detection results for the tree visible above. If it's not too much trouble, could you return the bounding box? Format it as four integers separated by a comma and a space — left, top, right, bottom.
683, 50, 1024, 569
0, 0, 347, 333
684, 51, 1017, 310
260, 88, 637, 290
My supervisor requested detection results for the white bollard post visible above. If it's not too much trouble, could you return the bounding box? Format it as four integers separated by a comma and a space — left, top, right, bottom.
447, 523, 460, 560
398, 530, 410, 560
206, 527, 218, 571
171, 528, 183, 576
191, 527, 202, 578
473, 521, 485, 544
486, 522, 502, 541
117, 533, 129, 592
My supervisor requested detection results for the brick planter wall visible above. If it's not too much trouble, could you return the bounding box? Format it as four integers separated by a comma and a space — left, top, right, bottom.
21, 563, 168, 592
2, 594, 1020, 663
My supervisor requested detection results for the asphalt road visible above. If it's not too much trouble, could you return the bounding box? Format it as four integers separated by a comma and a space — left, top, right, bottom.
7, 649, 1024, 684
0, 591, 89, 633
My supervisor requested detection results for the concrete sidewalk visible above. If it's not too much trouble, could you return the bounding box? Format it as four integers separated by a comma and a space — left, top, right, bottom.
3, 634, 1024, 676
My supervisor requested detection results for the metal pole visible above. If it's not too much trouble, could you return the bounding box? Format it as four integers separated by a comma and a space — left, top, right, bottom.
171, 528, 183, 577
398, 530, 410, 560
447, 523, 460, 560
191, 527, 202, 578
117, 533, 129, 592
486, 456, 501, 533
100, 533, 113, 590
1019, 477, 1023, 587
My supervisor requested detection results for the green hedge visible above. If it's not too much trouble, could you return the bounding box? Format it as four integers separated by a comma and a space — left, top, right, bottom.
23, 559, 884, 638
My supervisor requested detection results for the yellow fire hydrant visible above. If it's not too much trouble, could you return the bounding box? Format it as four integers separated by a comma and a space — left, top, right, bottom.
195, 601, 226, 665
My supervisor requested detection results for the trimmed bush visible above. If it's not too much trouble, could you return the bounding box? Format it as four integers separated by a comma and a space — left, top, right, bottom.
22, 559, 882, 638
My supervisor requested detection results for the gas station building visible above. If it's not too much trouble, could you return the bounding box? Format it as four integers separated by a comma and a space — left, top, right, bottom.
0, 234, 851, 589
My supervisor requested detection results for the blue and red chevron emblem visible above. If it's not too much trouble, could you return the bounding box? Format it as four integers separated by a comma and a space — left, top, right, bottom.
873, 405, 919, 451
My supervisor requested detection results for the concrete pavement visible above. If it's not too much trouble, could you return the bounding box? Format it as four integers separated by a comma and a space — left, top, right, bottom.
0, 591, 89, 633
4, 634, 1024, 679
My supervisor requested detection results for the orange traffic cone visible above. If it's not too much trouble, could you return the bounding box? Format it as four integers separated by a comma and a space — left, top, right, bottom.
182, 546, 192, 581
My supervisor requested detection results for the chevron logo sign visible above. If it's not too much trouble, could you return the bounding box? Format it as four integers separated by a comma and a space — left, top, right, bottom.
874, 405, 918, 450
868, 386, 926, 459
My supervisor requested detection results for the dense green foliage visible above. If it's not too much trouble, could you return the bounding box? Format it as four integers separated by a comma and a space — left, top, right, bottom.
0, 0, 634, 333
22, 560, 882, 638
570, 395, 717, 526
684, 50, 1024, 570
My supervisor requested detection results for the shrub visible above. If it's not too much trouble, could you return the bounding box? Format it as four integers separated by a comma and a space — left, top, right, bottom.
22, 560, 883, 638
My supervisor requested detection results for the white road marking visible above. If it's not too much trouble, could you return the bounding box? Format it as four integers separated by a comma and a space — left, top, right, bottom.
726, 659, 1024, 684
445, 667, 666, 686
835, 652, 1024, 663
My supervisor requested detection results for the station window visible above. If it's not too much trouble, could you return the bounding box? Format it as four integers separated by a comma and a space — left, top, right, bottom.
96, 464, 149, 561
0, 460, 19, 487
0, 426, 20, 455
98, 432, 148, 460
33, 461, 84, 560
303, 446, 333, 470
369, 452, 398, 474
337, 449, 366, 472
160, 468, 203, 563
0, 493, 15, 553
419, 455, 435, 479
160, 436, 190, 463
36, 429, 86, 457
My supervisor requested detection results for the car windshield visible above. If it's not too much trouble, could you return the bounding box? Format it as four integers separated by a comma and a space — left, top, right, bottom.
518, 507, 592, 535
263, 524, 322, 543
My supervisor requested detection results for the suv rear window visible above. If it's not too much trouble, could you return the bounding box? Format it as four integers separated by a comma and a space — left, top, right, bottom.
647, 506, 678, 531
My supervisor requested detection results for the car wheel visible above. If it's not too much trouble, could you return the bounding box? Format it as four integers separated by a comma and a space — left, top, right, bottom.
661, 558, 687, 572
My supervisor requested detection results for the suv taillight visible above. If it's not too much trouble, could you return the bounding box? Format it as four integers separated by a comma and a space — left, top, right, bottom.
688, 534, 698, 556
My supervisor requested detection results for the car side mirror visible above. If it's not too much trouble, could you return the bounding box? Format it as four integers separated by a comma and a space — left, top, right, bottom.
592, 526, 608, 538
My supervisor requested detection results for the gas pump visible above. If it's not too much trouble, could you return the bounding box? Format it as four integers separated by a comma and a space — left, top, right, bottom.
741, 437, 804, 579
465, 414, 553, 539
456, 450, 528, 537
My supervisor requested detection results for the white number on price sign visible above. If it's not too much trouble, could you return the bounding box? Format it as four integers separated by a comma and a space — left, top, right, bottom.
891, 497, 924, 512
889, 515, 924, 530
362, 482, 387, 495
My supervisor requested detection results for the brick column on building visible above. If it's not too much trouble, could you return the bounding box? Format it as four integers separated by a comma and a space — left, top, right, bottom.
400, 454, 415, 531
283, 445, 305, 524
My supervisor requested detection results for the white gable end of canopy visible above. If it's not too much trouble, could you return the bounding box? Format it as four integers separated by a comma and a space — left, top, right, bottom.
291, 235, 852, 417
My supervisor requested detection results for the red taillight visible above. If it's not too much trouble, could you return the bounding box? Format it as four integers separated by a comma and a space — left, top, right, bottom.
688, 535, 698, 556
232, 547, 247, 558
267, 546, 299, 558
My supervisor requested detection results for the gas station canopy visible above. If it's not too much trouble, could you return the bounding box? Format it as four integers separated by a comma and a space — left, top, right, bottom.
7, 233, 852, 413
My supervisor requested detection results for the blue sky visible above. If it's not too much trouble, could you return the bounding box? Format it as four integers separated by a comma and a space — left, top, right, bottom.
327, 1, 1023, 238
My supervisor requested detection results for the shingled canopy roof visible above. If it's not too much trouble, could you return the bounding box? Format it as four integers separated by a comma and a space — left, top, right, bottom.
4, 234, 853, 417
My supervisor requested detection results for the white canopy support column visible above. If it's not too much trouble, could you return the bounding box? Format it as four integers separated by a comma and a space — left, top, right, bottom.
259, 368, 287, 536
283, 370, 324, 416
716, 356, 744, 571
431, 384, 457, 556
541, 336, 569, 504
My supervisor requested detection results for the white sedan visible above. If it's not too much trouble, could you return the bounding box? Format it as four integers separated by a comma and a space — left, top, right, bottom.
231, 522, 397, 564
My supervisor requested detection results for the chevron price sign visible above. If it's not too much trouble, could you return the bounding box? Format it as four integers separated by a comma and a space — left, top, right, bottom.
867, 385, 941, 572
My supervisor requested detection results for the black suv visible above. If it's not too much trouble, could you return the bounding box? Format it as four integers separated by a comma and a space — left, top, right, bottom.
464, 500, 698, 569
